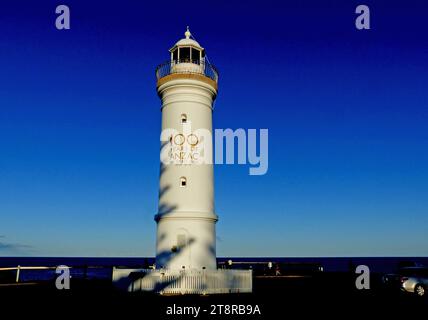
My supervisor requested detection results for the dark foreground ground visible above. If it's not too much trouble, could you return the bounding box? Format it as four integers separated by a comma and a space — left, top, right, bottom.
1, 272, 427, 319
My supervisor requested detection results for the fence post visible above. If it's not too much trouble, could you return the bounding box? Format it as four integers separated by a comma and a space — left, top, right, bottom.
16, 265, 21, 283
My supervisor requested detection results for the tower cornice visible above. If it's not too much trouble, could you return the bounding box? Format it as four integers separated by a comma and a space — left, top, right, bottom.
154, 210, 219, 223
157, 73, 218, 92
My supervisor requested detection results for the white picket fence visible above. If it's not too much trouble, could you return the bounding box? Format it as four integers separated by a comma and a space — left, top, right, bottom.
112, 268, 252, 294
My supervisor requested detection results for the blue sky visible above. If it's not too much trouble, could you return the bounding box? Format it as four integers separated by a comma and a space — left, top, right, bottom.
0, 0, 427, 257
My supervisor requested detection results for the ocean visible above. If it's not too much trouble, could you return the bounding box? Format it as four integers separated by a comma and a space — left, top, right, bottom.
1, 257, 427, 282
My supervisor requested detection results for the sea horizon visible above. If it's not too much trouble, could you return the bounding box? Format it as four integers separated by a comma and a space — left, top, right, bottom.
2, 256, 428, 274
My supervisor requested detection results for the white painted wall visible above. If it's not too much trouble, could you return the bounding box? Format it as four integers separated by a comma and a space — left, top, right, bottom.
155, 77, 218, 270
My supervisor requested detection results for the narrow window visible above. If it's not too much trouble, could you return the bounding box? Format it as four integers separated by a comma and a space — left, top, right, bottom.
172, 49, 178, 62
180, 47, 191, 62
191, 48, 200, 64
177, 234, 186, 249
180, 176, 187, 187
181, 113, 187, 124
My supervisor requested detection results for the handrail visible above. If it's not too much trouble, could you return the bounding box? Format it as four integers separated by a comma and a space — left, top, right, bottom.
0, 265, 71, 283
0, 266, 60, 271
155, 59, 219, 83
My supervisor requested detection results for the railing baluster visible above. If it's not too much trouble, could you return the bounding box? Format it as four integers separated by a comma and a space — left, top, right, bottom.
155, 60, 218, 83
16, 265, 20, 283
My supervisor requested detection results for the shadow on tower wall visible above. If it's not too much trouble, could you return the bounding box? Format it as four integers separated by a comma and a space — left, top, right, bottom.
114, 138, 219, 292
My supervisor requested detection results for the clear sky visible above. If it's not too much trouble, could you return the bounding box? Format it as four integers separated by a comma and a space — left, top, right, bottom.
0, 0, 427, 257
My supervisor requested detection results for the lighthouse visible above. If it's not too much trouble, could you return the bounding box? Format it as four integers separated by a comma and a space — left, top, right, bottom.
112, 29, 252, 293
154, 28, 218, 270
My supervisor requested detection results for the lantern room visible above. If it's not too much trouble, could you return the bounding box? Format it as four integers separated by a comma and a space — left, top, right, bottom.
169, 27, 205, 64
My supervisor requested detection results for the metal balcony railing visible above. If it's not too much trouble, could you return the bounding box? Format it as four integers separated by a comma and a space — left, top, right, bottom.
155, 59, 219, 83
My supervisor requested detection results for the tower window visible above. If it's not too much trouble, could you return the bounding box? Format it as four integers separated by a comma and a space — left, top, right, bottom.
180, 176, 187, 187
191, 48, 200, 64
180, 47, 191, 62
172, 49, 178, 62
181, 113, 187, 124
177, 234, 186, 249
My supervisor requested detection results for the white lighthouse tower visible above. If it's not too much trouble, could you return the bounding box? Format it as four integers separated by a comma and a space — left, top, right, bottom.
155, 27, 218, 270
112, 29, 252, 293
